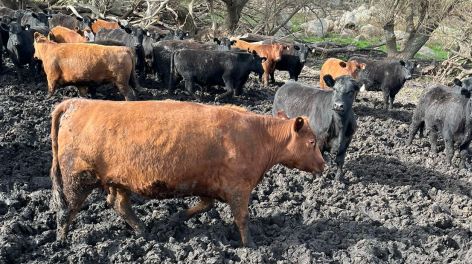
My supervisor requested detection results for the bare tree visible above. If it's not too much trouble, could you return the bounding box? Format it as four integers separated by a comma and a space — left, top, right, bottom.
434, 1, 472, 81
374, 0, 463, 59
220, 0, 249, 33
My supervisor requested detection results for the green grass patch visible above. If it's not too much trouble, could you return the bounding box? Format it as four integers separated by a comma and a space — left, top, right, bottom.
303, 34, 384, 49
414, 43, 448, 61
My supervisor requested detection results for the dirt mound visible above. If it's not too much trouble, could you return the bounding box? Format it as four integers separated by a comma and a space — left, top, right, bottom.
0, 57, 471, 263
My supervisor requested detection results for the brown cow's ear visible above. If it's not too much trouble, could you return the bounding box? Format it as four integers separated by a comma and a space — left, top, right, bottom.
294, 117, 304, 132
47, 32, 54, 41
277, 111, 289, 120
34, 32, 44, 42
339, 61, 347, 68
360, 63, 366, 69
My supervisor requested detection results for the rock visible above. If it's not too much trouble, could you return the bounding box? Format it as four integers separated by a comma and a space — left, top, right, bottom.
338, 10, 357, 30
340, 28, 356, 37
359, 24, 383, 38
301, 18, 329, 37
356, 5, 375, 25
336, 5, 375, 32
355, 35, 367, 41
417, 46, 436, 58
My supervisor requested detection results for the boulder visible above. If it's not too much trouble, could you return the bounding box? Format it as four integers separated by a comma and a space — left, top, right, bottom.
340, 28, 356, 37
359, 24, 383, 39
336, 4, 375, 32
301, 18, 329, 37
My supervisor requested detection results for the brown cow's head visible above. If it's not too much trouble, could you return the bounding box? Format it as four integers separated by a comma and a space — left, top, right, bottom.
34, 32, 56, 60
344, 60, 366, 79
272, 44, 289, 62
278, 114, 325, 174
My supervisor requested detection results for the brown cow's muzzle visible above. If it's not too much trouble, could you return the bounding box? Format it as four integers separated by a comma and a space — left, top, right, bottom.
312, 161, 325, 176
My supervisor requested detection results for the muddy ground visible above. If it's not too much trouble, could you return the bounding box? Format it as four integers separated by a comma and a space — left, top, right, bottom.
0, 54, 471, 264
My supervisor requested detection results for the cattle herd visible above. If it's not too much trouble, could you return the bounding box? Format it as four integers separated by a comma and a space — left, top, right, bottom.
1, 7, 472, 251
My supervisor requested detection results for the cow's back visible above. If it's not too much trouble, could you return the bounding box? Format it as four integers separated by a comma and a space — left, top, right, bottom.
421, 86, 467, 135
274, 81, 333, 142
42, 43, 133, 82
57, 99, 267, 198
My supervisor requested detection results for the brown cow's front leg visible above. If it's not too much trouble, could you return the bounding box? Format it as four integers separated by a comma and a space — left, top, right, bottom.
229, 192, 255, 248
113, 188, 145, 236
47, 78, 58, 97
262, 62, 270, 87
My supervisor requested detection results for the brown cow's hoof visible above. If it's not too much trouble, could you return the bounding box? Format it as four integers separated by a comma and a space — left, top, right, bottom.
242, 240, 256, 248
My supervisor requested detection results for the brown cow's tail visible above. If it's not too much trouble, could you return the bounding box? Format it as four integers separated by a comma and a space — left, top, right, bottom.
50, 101, 69, 215
128, 48, 142, 93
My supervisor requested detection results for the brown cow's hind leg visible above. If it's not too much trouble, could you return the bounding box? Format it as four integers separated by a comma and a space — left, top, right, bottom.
106, 187, 116, 207
229, 192, 255, 248
170, 196, 215, 223
186, 197, 215, 218
113, 188, 145, 236
58, 171, 97, 241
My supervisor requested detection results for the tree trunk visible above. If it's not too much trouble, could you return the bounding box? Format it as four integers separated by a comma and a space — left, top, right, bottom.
394, 26, 436, 60
383, 19, 398, 57
221, 0, 249, 33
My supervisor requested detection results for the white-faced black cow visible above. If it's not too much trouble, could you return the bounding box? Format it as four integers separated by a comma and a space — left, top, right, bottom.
272, 75, 360, 181
408, 78, 472, 168
270, 42, 311, 82
350, 57, 417, 109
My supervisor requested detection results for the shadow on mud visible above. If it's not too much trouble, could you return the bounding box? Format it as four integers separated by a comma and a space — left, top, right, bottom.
345, 155, 471, 197
354, 103, 413, 124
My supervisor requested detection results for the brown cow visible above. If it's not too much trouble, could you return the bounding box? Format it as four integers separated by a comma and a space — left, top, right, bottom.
49, 26, 89, 43
33, 32, 137, 100
90, 18, 121, 34
49, 99, 325, 247
231, 38, 288, 87
319, 58, 366, 88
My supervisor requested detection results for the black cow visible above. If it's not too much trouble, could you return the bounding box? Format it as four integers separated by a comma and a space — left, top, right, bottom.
272, 75, 360, 181
151, 40, 233, 89
19, 11, 49, 27
171, 49, 265, 100
270, 43, 310, 82
407, 80, 472, 168
5, 22, 49, 78
452, 78, 472, 94
350, 57, 417, 109
213, 37, 235, 51
48, 13, 91, 31
1, 14, 15, 49
95, 27, 146, 76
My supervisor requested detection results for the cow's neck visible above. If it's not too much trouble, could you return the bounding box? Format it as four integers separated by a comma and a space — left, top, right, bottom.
261, 117, 293, 172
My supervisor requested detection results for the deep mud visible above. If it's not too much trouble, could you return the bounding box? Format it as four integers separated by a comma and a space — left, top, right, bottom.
0, 55, 471, 264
